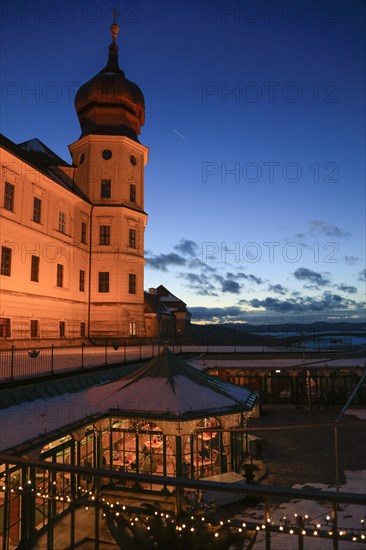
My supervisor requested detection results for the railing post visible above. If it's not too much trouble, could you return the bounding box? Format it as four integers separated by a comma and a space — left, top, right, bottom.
265, 497, 271, 550
332, 502, 339, 550
297, 515, 304, 550
81, 342, 85, 369
10, 345, 15, 379
51, 344, 54, 375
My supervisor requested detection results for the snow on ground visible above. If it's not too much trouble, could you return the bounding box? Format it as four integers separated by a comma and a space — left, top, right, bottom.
345, 409, 366, 421
235, 470, 366, 549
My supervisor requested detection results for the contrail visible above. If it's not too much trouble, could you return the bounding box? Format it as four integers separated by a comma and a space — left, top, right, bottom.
174, 129, 187, 140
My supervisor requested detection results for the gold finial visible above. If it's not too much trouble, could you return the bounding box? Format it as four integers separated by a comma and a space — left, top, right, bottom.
111, 8, 119, 44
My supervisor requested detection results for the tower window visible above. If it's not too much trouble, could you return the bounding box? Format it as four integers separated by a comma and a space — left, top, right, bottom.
31, 255, 40, 282
128, 273, 136, 294
101, 179, 111, 198
102, 149, 112, 160
80, 322, 86, 337
59, 321, 65, 338
59, 211, 66, 233
30, 320, 39, 338
56, 264, 64, 287
33, 197, 42, 223
81, 221, 87, 244
79, 270, 85, 292
0, 318, 11, 338
129, 183, 136, 203
99, 225, 110, 245
98, 272, 109, 292
129, 228, 136, 248
4, 182, 15, 211
1, 246, 12, 276
129, 322, 137, 335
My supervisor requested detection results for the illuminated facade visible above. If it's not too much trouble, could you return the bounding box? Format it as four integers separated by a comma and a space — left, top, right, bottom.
0, 22, 149, 342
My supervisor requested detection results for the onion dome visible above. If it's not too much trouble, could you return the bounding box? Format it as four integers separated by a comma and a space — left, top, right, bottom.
74, 20, 145, 141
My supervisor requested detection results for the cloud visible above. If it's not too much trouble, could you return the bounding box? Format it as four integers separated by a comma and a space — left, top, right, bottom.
228, 271, 264, 285
344, 255, 360, 265
222, 279, 241, 293
188, 258, 216, 272
358, 268, 366, 281
145, 252, 186, 271
212, 274, 241, 294
294, 267, 330, 286
174, 239, 199, 257
180, 272, 218, 296
308, 220, 351, 238
268, 284, 288, 295
336, 283, 357, 294
245, 291, 356, 314
189, 306, 243, 322
246, 274, 263, 285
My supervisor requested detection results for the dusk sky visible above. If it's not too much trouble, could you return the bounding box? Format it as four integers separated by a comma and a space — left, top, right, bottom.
1, 0, 365, 325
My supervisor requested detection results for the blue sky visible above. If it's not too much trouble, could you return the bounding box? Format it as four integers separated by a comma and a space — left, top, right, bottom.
1, 0, 365, 324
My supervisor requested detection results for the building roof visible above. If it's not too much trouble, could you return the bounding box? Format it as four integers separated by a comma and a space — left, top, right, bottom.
144, 292, 173, 316
0, 134, 90, 202
155, 285, 191, 314
74, 22, 144, 141
90, 349, 258, 420
0, 351, 258, 452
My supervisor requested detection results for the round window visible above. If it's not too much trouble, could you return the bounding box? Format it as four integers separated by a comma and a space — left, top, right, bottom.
102, 149, 112, 160
79, 153, 85, 165
130, 154, 137, 166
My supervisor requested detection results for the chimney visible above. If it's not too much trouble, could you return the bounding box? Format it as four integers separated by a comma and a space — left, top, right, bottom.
149, 287, 156, 294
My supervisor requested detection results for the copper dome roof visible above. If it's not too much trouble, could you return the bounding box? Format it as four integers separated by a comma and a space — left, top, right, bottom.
74, 28, 145, 141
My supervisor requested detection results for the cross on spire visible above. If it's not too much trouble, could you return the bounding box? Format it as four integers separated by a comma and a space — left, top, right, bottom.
111, 7, 119, 24
110, 8, 119, 44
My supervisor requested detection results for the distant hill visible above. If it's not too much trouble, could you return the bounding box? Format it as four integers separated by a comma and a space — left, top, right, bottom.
190, 321, 366, 346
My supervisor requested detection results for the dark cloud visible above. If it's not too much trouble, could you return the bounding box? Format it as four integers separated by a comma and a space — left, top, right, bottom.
189, 306, 243, 321
336, 283, 357, 294
188, 258, 216, 272
228, 271, 264, 285
213, 274, 241, 294
303, 284, 321, 291
174, 239, 199, 257
245, 292, 356, 314
247, 274, 263, 285
358, 268, 366, 281
145, 252, 186, 272
308, 220, 351, 238
344, 255, 360, 266
222, 279, 241, 293
180, 272, 218, 296
268, 284, 288, 295
294, 267, 330, 286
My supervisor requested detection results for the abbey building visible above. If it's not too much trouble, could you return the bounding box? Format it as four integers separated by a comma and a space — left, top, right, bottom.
0, 22, 190, 344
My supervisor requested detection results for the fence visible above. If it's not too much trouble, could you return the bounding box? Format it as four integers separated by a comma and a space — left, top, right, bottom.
0, 343, 159, 381
0, 452, 366, 550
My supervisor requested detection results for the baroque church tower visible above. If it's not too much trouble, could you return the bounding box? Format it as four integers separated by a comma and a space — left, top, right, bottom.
69, 19, 148, 338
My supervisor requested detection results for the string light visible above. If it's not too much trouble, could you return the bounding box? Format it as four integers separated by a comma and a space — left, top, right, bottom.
0, 481, 365, 544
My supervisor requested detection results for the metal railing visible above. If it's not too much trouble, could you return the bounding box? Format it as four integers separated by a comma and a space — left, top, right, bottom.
0, 453, 365, 550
